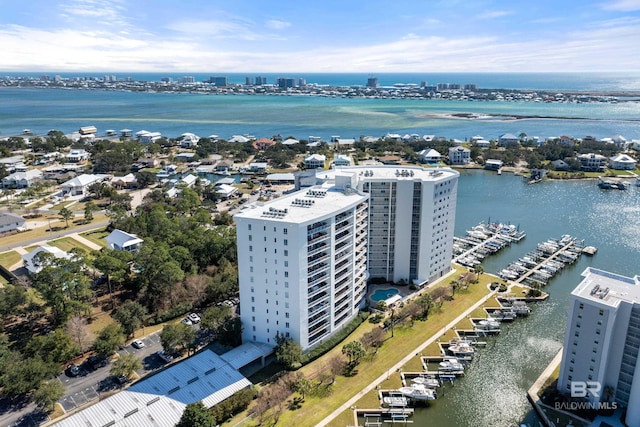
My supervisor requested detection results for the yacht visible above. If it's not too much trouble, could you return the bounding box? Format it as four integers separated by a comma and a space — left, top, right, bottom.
448, 340, 475, 357
410, 376, 440, 388
476, 318, 501, 330
439, 358, 465, 372
398, 384, 437, 401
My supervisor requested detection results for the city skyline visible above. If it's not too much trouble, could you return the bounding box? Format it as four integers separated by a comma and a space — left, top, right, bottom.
1, 0, 640, 73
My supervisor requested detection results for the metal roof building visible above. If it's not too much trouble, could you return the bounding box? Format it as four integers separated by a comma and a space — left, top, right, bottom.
53, 350, 251, 427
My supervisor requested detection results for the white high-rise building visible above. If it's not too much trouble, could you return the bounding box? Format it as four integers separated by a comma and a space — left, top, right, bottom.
234, 174, 369, 351
558, 268, 640, 425
326, 166, 459, 285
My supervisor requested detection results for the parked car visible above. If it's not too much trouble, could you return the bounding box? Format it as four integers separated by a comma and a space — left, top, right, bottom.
131, 339, 145, 349
156, 350, 173, 363
116, 375, 129, 385
87, 355, 107, 370
188, 313, 201, 324
66, 364, 80, 377
181, 318, 193, 326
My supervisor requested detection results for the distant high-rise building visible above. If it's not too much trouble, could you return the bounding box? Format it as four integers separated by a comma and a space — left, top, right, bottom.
420, 80, 428, 88
366, 77, 379, 88
209, 76, 228, 86
178, 76, 195, 84
298, 78, 307, 86
558, 267, 640, 425
255, 76, 267, 85
464, 84, 478, 91
245, 77, 254, 85
437, 83, 449, 91
160, 77, 173, 83
277, 77, 296, 88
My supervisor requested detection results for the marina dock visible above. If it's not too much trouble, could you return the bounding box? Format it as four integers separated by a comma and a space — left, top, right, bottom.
453, 221, 526, 267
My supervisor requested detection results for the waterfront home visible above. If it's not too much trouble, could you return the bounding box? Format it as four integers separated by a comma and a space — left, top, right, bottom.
485, 159, 503, 171
558, 135, 575, 146
474, 138, 491, 148
333, 138, 355, 148
0, 155, 25, 172
179, 133, 200, 148
215, 183, 237, 199
498, 133, 519, 146
609, 154, 637, 170
2, 169, 43, 189
578, 153, 607, 172
79, 126, 97, 135
249, 162, 268, 173
22, 245, 72, 274
282, 138, 299, 145
448, 146, 471, 165
333, 154, 353, 167
418, 148, 442, 164
253, 138, 276, 151
611, 134, 629, 149
304, 154, 326, 169
176, 152, 196, 162
215, 159, 234, 172
0, 213, 25, 234
60, 173, 111, 197
106, 229, 144, 252
138, 131, 162, 144
181, 174, 197, 188
551, 159, 569, 171
67, 148, 90, 162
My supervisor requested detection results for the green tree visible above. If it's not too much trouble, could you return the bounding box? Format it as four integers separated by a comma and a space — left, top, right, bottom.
416, 292, 434, 318
93, 250, 132, 306
93, 323, 125, 357
110, 353, 142, 380
342, 341, 365, 366
0, 283, 27, 316
32, 380, 65, 412
274, 335, 303, 370
0, 356, 59, 398
201, 306, 231, 335
295, 376, 312, 401
176, 402, 216, 427
160, 323, 195, 354
84, 200, 98, 222
113, 300, 147, 338
25, 329, 80, 364
217, 317, 242, 347
58, 207, 73, 228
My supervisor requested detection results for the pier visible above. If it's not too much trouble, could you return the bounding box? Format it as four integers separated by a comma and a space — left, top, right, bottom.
453, 221, 526, 267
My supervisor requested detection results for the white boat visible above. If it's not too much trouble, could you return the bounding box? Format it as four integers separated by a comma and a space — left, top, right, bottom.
439, 358, 465, 372
411, 376, 440, 388
398, 384, 437, 401
448, 340, 475, 357
476, 318, 501, 330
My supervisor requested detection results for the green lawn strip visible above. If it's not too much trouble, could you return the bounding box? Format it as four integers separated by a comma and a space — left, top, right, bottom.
80, 228, 110, 248
0, 250, 22, 269
49, 237, 94, 253
273, 283, 492, 427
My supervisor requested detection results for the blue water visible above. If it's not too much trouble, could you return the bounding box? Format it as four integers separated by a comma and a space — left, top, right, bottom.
370, 288, 399, 302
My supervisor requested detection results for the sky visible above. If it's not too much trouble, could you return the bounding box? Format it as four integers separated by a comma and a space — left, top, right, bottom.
1, 0, 640, 73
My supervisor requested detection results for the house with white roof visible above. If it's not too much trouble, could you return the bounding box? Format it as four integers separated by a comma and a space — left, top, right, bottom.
110, 173, 137, 189
0, 213, 25, 234
180, 133, 200, 148
609, 154, 637, 170
578, 153, 607, 172
498, 133, 519, 146
282, 138, 299, 145
304, 154, 326, 169
229, 135, 251, 143
181, 174, 197, 187
333, 138, 355, 148
60, 174, 110, 197
22, 245, 72, 274
448, 146, 471, 165
106, 229, 144, 252
0, 155, 25, 172
485, 159, 503, 171
215, 183, 238, 199
138, 131, 163, 144
333, 154, 352, 167
417, 149, 442, 164
2, 169, 43, 189
474, 139, 491, 148
249, 162, 268, 173
67, 149, 90, 162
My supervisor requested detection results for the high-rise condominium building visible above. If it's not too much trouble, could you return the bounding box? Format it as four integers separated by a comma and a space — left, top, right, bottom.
234, 174, 369, 351
324, 166, 459, 285
558, 267, 640, 425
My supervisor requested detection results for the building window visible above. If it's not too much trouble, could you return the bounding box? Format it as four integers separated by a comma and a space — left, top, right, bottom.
252, 316, 255, 321
568, 375, 572, 381
284, 228, 288, 235
248, 235, 252, 241
248, 224, 252, 231
599, 310, 604, 316
249, 245, 253, 252
579, 303, 584, 309
252, 306, 255, 312
284, 250, 288, 256
251, 296, 255, 302
286, 322, 290, 328
285, 312, 289, 318
284, 261, 289, 267
252, 326, 256, 331
284, 271, 289, 278
284, 239, 288, 246
250, 266, 253, 273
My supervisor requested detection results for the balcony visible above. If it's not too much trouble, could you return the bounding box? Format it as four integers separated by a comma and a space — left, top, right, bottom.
308, 327, 329, 345
308, 262, 329, 275
308, 310, 330, 329
334, 267, 353, 284
307, 241, 328, 256
308, 281, 328, 295
308, 271, 328, 285
308, 291, 329, 306
308, 253, 329, 266
307, 223, 328, 235
307, 232, 329, 245
334, 249, 351, 263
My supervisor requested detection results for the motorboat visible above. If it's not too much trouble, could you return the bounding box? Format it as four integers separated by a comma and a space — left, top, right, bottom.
439, 358, 464, 372
411, 376, 440, 388
448, 340, 475, 357
476, 318, 501, 330
398, 384, 437, 401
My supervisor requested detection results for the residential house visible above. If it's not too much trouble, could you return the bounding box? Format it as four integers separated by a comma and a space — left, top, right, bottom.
484, 159, 503, 171
138, 131, 163, 144
418, 149, 442, 164
2, 169, 43, 189
249, 162, 268, 173
333, 154, 352, 167
253, 138, 276, 150
0, 155, 25, 172
609, 154, 637, 170
215, 159, 234, 172
60, 174, 110, 197
551, 160, 569, 171
22, 245, 72, 274
611, 135, 629, 150
304, 154, 326, 169
333, 138, 355, 148
106, 229, 144, 252
558, 136, 575, 146
474, 139, 491, 148
378, 155, 402, 165
448, 146, 471, 165
110, 173, 137, 189
498, 133, 519, 146
67, 149, 90, 162
0, 213, 25, 234
181, 174, 197, 187
180, 133, 200, 148
215, 183, 237, 199
578, 153, 607, 172
229, 135, 251, 144
175, 152, 196, 162
281, 138, 299, 145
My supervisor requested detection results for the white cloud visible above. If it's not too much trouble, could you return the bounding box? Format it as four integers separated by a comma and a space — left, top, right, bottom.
476, 10, 514, 19
265, 19, 291, 30
600, 0, 640, 11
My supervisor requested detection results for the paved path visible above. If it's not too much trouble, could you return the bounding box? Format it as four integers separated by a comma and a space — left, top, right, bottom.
316, 286, 499, 427
68, 232, 103, 251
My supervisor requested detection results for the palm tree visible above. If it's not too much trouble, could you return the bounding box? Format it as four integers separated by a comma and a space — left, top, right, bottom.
473, 264, 484, 280
59, 207, 73, 228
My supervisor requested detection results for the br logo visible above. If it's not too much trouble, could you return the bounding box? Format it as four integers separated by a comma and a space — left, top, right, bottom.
571, 381, 601, 398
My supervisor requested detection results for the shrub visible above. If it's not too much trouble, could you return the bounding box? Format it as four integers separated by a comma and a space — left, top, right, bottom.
302, 310, 369, 364
210, 387, 256, 423
152, 302, 192, 324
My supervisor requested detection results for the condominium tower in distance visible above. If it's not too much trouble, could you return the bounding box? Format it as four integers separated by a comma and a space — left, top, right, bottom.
236, 165, 459, 351
234, 173, 369, 351
557, 267, 640, 425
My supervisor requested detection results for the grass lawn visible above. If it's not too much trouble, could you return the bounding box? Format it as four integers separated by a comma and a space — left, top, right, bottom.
0, 250, 22, 269
49, 237, 95, 253
80, 228, 110, 248
228, 268, 494, 427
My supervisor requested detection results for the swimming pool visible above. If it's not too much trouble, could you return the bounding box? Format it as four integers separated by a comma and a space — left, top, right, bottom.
370, 288, 399, 302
